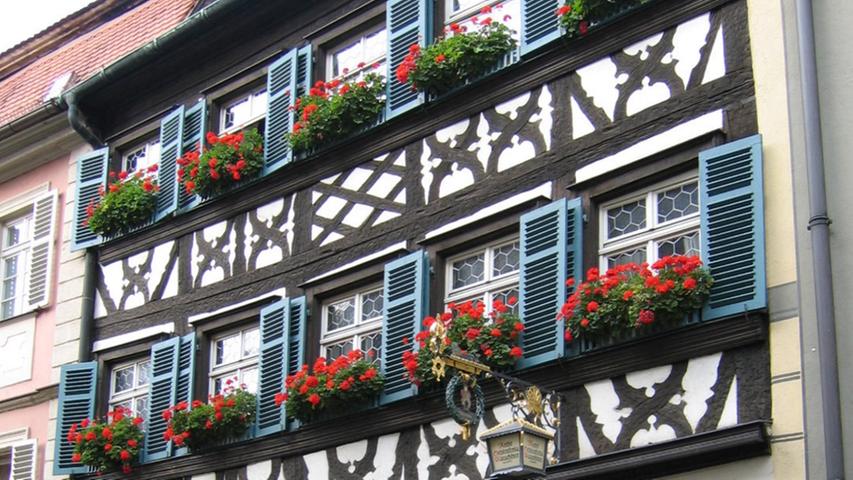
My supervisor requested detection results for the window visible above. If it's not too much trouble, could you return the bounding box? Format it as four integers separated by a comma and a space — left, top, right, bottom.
109, 359, 150, 418
219, 85, 268, 133
321, 286, 383, 363
445, 236, 520, 315
209, 326, 260, 394
327, 25, 387, 81
0, 213, 32, 320
599, 175, 700, 269
443, 0, 521, 40
120, 136, 160, 175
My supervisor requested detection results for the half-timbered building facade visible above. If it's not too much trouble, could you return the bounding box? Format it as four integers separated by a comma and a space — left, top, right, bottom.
52, 0, 807, 478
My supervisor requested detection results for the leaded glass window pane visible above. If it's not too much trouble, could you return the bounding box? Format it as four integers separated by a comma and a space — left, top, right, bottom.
361, 290, 383, 322
657, 182, 699, 223
325, 339, 354, 360
360, 331, 382, 364
492, 241, 520, 276
326, 297, 356, 331
242, 328, 260, 358
606, 248, 647, 269
215, 334, 241, 366
657, 232, 701, 258
607, 199, 646, 239
113, 366, 134, 394
493, 287, 520, 315
452, 253, 485, 289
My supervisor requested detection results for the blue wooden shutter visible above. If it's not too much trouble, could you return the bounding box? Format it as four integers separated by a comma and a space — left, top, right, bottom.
700, 135, 766, 320
380, 251, 429, 404
295, 45, 313, 99
71, 148, 108, 251
256, 298, 289, 436
287, 296, 307, 383
263, 49, 298, 174
385, 0, 432, 119
518, 198, 582, 368
175, 333, 196, 405
156, 106, 184, 222
54, 362, 97, 475
520, 0, 562, 56
179, 101, 206, 210
144, 337, 180, 460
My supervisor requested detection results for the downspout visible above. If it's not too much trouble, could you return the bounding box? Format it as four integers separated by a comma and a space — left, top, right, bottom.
65, 91, 102, 363
795, 0, 844, 478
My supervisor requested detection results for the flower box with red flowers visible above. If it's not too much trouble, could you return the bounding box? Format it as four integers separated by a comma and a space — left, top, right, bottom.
558, 255, 713, 350
288, 73, 385, 155
556, 0, 653, 38
401, 298, 525, 388
396, 6, 517, 97
85, 166, 159, 238
66, 407, 144, 475
163, 384, 256, 452
276, 350, 385, 424
177, 128, 264, 200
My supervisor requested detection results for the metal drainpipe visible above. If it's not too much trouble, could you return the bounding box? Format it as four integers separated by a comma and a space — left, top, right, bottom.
66, 92, 102, 363
795, 0, 844, 477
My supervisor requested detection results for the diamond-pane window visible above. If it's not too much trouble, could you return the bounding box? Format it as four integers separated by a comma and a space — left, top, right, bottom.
121, 136, 160, 176
109, 359, 150, 418
446, 237, 519, 314
210, 326, 260, 394
600, 176, 700, 270
322, 287, 383, 362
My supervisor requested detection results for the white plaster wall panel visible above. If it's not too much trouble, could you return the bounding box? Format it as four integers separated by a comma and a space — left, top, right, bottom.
679, 352, 722, 432
495, 91, 531, 120
245, 198, 285, 269
626, 77, 672, 117
364, 433, 399, 480
718, 375, 738, 428
148, 241, 175, 298
303, 450, 329, 480
666, 13, 712, 89
624, 33, 664, 61
577, 418, 597, 458
626, 364, 673, 397
585, 379, 632, 443
0, 315, 34, 387
438, 164, 476, 198
93, 290, 106, 319
247, 460, 278, 480
630, 415, 677, 447
571, 96, 596, 139
533, 84, 554, 151
576, 58, 628, 121
435, 119, 470, 147
497, 136, 536, 172
101, 260, 125, 311
193, 220, 229, 287
702, 26, 726, 84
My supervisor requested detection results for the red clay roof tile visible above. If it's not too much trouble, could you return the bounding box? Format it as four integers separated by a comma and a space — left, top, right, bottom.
0, 0, 196, 127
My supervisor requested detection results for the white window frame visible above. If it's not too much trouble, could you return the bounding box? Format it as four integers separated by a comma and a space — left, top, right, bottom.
108, 358, 150, 418
598, 172, 701, 270
320, 286, 383, 362
120, 136, 160, 175
209, 325, 260, 394
443, 0, 521, 39
0, 214, 31, 321
326, 24, 387, 82
218, 85, 268, 134
444, 235, 520, 312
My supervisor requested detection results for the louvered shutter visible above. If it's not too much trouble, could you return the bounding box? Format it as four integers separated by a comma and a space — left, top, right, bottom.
179, 101, 206, 210
517, 198, 582, 368
144, 337, 180, 460
520, 0, 562, 56
11, 439, 37, 480
385, 0, 432, 119
54, 362, 97, 475
287, 297, 307, 388
256, 298, 289, 436
175, 333, 195, 405
26, 190, 57, 310
700, 135, 766, 320
295, 45, 313, 99
263, 49, 298, 174
71, 148, 108, 251
380, 251, 429, 404
155, 106, 184, 222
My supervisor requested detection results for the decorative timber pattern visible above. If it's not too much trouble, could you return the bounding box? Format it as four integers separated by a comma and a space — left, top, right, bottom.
98, 10, 730, 315
187, 350, 762, 480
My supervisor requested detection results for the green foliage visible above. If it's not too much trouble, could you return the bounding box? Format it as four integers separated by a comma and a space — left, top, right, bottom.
177, 129, 264, 199
288, 73, 385, 153
402, 298, 524, 388
396, 20, 516, 96
559, 255, 713, 342
67, 407, 144, 474
279, 350, 385, 423
556, 0, 652, 38
86, 169, 157, 237
163, 386, 256, 451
